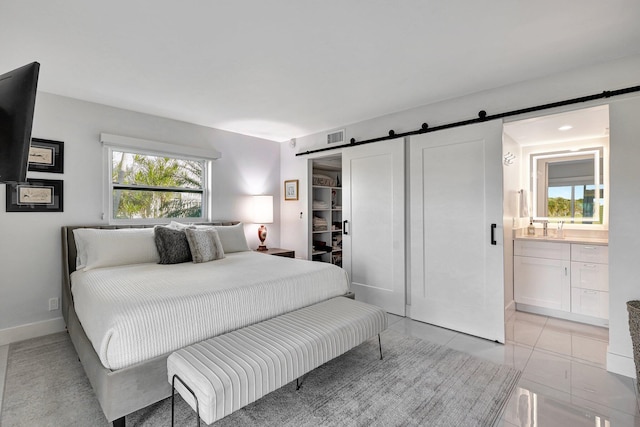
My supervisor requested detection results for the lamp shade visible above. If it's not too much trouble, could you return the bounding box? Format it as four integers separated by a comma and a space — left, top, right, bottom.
251, 195, 273, 224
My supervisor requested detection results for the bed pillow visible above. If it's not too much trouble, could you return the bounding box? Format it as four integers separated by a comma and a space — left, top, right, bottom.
184, 228, 225, 263
213, 223, 250, 253
167, 221, 190, 230
154, 225, 193, 264
73, 228, 160, 271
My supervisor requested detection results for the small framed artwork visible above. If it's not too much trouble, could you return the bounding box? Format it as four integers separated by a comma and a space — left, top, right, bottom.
5, 179, 64, 212
284, 179, 299, 201
28, 138, 64, 173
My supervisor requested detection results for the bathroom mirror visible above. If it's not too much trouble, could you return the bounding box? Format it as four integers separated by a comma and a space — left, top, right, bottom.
531, 148, 604, 224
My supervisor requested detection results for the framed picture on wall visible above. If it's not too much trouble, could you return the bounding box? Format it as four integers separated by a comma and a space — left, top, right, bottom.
284, 179, 298, 201
5, 179, 63, 212
28, 138, 64, 173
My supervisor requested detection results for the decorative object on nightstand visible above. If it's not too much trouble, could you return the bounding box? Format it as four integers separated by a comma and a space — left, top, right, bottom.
251, 195, 273, 251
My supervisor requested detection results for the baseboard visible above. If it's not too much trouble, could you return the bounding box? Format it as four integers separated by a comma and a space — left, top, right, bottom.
0, 317, 66, 346
607, 350, 637, 379
504, 300, 516, 321
515, 303, 609, 327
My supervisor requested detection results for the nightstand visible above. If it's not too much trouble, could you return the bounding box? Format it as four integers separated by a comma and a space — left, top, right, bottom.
255, 248, 295, 258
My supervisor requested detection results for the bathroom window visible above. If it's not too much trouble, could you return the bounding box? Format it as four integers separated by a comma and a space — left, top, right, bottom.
547, 184, 604, 224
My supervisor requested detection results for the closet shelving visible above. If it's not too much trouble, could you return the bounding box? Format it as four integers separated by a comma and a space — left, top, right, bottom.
310, 157, 342, 267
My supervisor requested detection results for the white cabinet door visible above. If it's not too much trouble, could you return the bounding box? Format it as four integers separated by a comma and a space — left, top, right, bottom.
342, 138, 405, 315
409, 121, 505, 343
514, 256, 571, 311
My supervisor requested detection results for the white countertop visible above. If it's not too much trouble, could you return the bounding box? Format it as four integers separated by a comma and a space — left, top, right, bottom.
514, 234, 608, 245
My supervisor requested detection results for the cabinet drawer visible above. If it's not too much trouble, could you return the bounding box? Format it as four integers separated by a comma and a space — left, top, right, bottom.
514, 240, 570, 260
571, 244, 608, 264
571, 288, 609, 319
570, 261, 608, 292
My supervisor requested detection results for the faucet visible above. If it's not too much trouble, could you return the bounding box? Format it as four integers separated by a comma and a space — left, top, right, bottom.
533, 219, 548, 236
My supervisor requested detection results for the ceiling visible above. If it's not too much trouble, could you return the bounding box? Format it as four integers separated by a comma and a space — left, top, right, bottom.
503, 105, 610, 146
1, 1, 639, 142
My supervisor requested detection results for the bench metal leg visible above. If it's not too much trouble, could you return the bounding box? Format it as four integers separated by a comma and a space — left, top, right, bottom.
378, 334, 383, 360
112, 416, 125, 427
296, 375, 307, 390
172, 374, 201, 427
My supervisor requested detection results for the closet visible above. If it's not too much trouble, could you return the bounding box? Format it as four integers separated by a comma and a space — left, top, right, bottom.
309, 157, 343, 266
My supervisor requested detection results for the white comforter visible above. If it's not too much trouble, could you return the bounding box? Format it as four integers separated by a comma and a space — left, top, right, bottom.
71, 252, 349, 370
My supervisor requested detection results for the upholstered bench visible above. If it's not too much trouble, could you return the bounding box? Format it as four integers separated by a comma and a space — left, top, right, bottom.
166, 296, 387, 425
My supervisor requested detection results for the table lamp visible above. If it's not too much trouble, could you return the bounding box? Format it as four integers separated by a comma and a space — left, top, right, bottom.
251, 195, 273, 251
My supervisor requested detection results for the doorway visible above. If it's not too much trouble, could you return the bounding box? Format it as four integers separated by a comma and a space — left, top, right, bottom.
502, 105, 610, 328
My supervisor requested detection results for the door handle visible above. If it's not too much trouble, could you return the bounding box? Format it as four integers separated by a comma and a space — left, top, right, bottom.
491, 223, 496, 245
343, 220, 349, 235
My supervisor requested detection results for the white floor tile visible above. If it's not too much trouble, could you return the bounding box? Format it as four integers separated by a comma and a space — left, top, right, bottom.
571, 360, 638, 416
445, 333, 533, 371
502, 378, 640, 427
505, 318, 545, 348
545, 317, 609, 341
570, 334, 608, 367
535, 328, 573, 356
522, 350, 572, 394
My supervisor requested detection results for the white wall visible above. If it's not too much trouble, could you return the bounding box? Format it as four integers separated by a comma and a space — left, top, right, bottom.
280, 53, 640, 376
608, 96, 640, 377
502, 133, 521, 310
0, 92, 281, 343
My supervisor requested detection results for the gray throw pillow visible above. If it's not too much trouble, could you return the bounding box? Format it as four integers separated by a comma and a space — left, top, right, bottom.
154, 226, 192, 264
212, 223, 250, 253
185, 228, 225, 263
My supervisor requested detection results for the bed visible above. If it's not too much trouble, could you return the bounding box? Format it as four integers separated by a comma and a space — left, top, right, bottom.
61, 222, 350, 426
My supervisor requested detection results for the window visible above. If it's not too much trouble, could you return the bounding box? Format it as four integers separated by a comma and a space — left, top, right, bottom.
547, 184, 605, 224
108, 148, 208, 222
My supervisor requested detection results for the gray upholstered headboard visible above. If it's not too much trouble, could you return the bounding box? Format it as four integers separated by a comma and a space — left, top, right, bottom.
60, 222, 239, 326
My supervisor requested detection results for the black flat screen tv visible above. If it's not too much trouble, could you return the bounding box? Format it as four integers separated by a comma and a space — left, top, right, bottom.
0, 62, 40, 184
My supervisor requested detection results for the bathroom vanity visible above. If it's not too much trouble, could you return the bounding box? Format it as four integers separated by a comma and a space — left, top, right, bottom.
514, 234, 609, 327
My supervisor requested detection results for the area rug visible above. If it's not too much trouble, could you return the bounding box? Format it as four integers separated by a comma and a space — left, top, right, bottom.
1, 329, 519, 426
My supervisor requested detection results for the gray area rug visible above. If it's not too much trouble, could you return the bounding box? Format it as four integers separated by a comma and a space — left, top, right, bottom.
1, 330, 520, 426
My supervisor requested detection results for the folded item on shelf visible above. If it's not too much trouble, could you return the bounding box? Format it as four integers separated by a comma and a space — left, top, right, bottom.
313, 174, 336, 187
312, 200, 330, 209
313, 216, 328, 231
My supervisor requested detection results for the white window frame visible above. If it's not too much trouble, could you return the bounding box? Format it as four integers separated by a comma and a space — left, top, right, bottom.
101, 133, 220, 225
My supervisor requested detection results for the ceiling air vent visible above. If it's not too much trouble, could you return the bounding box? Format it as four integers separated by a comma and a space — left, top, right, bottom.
327, 129, 345, 145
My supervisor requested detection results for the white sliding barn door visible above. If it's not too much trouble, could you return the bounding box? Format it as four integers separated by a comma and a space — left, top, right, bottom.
410, 121, 505, 342
342, 138, 405, 315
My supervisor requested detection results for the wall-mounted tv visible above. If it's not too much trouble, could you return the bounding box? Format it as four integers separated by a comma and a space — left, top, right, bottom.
0, 62, 40, 184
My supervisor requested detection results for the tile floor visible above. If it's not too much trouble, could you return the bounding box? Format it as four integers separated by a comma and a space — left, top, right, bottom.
387, 311, 640, 426
0, 312, 638, 426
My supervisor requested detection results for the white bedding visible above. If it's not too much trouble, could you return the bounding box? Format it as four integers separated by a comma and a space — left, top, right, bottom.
71, 251, 349, 370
